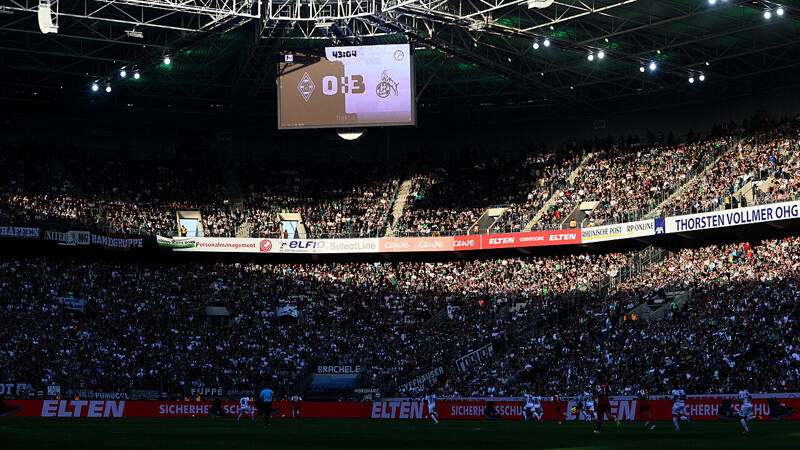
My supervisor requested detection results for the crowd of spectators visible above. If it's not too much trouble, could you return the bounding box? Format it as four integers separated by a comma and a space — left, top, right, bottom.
3, 234, 799, 399
0, 147, 241, 237
662, 123, 800, 215
68, 155, 237, 236
534, 137, 734, 229
0, 148, 92, 226
395, 147, 583, 235
241, 165, 398, 238
2, 122, 799, 240
452, 237, 800, 397
0, 253, 623, 397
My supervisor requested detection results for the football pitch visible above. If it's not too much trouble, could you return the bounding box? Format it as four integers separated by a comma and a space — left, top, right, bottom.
1, 418, 798, 450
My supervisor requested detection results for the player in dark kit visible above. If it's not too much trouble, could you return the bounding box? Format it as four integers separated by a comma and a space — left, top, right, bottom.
552, 393, 566, 424
259, 387, 274, 426
593, 379, 621, 434
637, 388, 655, 430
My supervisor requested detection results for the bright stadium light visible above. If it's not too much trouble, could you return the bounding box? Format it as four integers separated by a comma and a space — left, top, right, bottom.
91, 83, 99, 92
133, 71, 141, 80
119, 69, 127, 78
337, 129, 365, 141
764, 11, 771, 19
777, 7, 784, 16
543, 38, 551, 47
105, 84, 112, 93
649, 61, 657, 71
163, 56, 171, 65
688, 76, 695, 84
699, 74, 706, 81
708, 0, 716, 5
597, 50, 605, 60
533, 42, 540, 50
587, 53, 594, 61
639, 66, 645, 73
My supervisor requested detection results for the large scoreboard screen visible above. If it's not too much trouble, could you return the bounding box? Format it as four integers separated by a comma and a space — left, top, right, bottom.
278, 44, 415, 129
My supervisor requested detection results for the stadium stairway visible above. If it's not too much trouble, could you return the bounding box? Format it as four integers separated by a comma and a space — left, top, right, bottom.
733, 141, 798, 205
561, 201, 599, 229
644, 138, 741, 219
385, 178, 413, 237
625, 290, 690, 321
521, 152, 595, 231
221, 166, 249, 237
423, 306, 451, 329
473, 207, 507, 234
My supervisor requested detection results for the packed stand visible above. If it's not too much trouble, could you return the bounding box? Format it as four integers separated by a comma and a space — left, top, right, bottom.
0, 253, 624, 397
241, 164, 398, 238
451, 237, 800, 397
0, 145, 91, 226
2, 236, 797, 398
534, 137, 733, 228
0, 144, 240, 237
663, 123, 800, 215
396, 148, 582, 235
67, 154, 237, 237
489, 150, 583, 233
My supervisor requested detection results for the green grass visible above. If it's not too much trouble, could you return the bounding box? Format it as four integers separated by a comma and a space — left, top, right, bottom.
1, 418, 798, 450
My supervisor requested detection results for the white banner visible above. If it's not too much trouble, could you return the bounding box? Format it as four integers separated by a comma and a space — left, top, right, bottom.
0, 226, 39, 239
175, 237, 379, 254
666, 200, 800, 233
581, 219, 655, 243
56, 296, 86, 312
455, 344, 494, 372
399, 367, 444, 392
156, 236, 196, 248
0, 382, 32, 396
276, 306, 298, 318
91, 234, 143, 249
44, 230, 90, 246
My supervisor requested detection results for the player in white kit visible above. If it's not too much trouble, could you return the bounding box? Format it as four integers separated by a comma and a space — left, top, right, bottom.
425, 394, 439, 424
671, 389, 691, 431
237, 396, 255, 422
737, 390, 754, 434
583, 390, 596, 421
523, 394, 543, 421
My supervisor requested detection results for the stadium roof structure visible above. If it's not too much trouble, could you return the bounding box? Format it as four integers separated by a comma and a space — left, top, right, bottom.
1, 0, 799, 116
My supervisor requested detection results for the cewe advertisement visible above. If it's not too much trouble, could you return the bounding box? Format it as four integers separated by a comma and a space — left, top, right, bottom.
379, 236, 454, 252
666, 200, 800, 233
581, 220, 654, 243
481, 229, 581, 250
452, 236, 481, 251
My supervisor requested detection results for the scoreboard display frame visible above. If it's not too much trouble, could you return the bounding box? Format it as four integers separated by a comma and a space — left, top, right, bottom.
277, 44, 417, 130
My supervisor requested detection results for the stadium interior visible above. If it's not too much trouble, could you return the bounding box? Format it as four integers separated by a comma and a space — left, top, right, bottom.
1, 0, 800, 448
